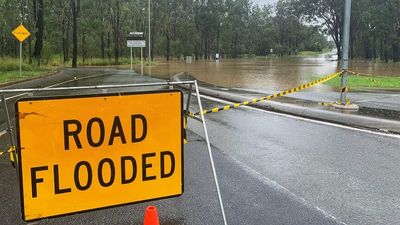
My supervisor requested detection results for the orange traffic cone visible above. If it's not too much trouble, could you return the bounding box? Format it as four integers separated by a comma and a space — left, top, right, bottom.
144, 206, 160, 225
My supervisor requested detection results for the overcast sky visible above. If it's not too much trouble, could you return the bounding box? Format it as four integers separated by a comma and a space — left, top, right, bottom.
252, 0, 278, 6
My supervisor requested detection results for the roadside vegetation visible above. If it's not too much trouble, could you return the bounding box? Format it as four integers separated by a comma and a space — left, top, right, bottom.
0, 58, 55, 84
1, 0, 399, 85
0, 57, 144, 84
1, 0, 329, 68
326, 75, 400, 89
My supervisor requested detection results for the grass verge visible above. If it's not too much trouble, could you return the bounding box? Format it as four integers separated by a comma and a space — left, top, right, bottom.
325, 75, 400, 89
0, 58, 57, 84
0, 57, 150, 84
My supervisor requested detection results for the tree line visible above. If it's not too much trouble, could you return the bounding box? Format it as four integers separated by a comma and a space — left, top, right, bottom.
292, 0, 400, 62
0, 0, 398, 68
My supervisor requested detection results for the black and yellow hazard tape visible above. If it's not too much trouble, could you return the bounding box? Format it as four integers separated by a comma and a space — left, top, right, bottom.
319, 102, 336, 107
0, 146, 14, 157
183, 116, 188, 144
195, 72, 343, 116
0, 146, 17, 167
341, 86, 348, 93
347, 70, 382, 84
319, 99, 352, 107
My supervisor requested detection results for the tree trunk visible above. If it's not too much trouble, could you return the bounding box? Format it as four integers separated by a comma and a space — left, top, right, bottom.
29, 35, 32, 64
166, 34, 170, 61
62, 17, 67, 63
151, 3, 156, 62
107, 32, 111, 61
82, 32, 86, 64
101, 33, 105, 60
71, 0, 80, 68
113, 0, 120, 63
393, 43, 399, 62
33, 0, 44, 66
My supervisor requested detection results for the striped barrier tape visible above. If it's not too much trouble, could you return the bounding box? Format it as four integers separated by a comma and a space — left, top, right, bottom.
347, 70, 382, 84
0, 146, 15, 157
319, 98, 352, 107
183, 116, 188, 144
194, 71, 343, 116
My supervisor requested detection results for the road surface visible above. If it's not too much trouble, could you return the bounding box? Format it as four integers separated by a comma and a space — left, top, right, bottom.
0, 69, 399, 225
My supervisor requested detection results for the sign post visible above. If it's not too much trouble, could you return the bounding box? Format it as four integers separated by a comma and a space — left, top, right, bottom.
127, 32, 146, 73
12, 24, 31, 76
130, 47, 133, 70
141, 47, 144, 75
185, 56, 192, 75
16, 90, 183, 221
340, 0, 351, 104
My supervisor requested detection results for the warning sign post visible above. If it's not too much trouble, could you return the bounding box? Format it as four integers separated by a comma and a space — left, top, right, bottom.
16, 90, 183, 221
11, 24, 31, 77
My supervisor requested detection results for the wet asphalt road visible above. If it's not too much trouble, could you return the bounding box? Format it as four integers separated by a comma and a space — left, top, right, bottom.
1, 69, 399, 225
188, 97, 400, 225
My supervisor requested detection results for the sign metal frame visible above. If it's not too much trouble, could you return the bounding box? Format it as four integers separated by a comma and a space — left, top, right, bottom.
0, 80, 227, 225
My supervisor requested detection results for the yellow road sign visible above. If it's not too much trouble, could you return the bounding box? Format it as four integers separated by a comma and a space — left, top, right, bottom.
16, 90, 183, 221
12, 24, 31, 42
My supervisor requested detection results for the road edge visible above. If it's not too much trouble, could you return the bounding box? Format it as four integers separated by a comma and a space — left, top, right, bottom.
172, 73, 400, 134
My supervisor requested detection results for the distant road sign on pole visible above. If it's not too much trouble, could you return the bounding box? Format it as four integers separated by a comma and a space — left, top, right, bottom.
12, 24, 31, 76
127, 32, 146, 71
16, 90, 183, 221
127, 40, 146, 48
185, 56, 192, 64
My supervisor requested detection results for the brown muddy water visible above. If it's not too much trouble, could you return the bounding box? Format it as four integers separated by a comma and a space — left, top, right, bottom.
133, 55, 400, 91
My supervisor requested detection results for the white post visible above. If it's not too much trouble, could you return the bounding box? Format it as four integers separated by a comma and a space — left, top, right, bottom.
148, 0, 151, 65
340, 0, 352, 104
19, 42, 22, 76
141, 47, 144, 75
194, 81, 228, 225
130, 47, 133, 71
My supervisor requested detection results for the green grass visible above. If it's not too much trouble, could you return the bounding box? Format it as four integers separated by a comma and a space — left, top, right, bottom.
325, 75, 400, 89
0, 57, 151, 84
0, 58, 57, 84
298, 51, 321, 56
298, 48, 331, 56
0, 69, 55, 83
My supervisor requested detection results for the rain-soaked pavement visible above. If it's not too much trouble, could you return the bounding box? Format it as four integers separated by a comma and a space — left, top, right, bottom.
0, 68, 399, 225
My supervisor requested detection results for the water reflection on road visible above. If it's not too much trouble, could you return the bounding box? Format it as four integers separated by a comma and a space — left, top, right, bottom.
134, 55, 400, 92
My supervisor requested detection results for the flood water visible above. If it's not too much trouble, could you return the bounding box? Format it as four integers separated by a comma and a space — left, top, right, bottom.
134, 53, 400, 91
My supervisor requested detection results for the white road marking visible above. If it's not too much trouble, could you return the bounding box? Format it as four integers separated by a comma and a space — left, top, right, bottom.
228, 154, 348, 225
197, 94, 400, 139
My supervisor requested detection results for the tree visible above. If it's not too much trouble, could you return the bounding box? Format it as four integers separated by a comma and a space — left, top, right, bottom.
33, 0, 44, 66
70, 0, 79, 68
292, 0, 343, 59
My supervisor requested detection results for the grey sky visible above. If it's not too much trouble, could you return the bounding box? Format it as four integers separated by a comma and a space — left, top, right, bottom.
252, 0, 278, 6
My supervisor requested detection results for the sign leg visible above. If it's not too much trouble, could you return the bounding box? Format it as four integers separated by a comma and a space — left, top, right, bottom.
141, 47, 144, 75
19, 42, 22, 76
1, 95, 19, 172
194, 81, 228, 225
130, 47, 133, 71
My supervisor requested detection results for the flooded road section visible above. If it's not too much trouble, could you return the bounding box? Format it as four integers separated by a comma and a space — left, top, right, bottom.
136, 55, 400, 92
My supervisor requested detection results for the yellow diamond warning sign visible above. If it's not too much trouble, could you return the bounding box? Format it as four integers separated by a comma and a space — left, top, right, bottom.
16, 90, 183, 221
12, 24, 31, 42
